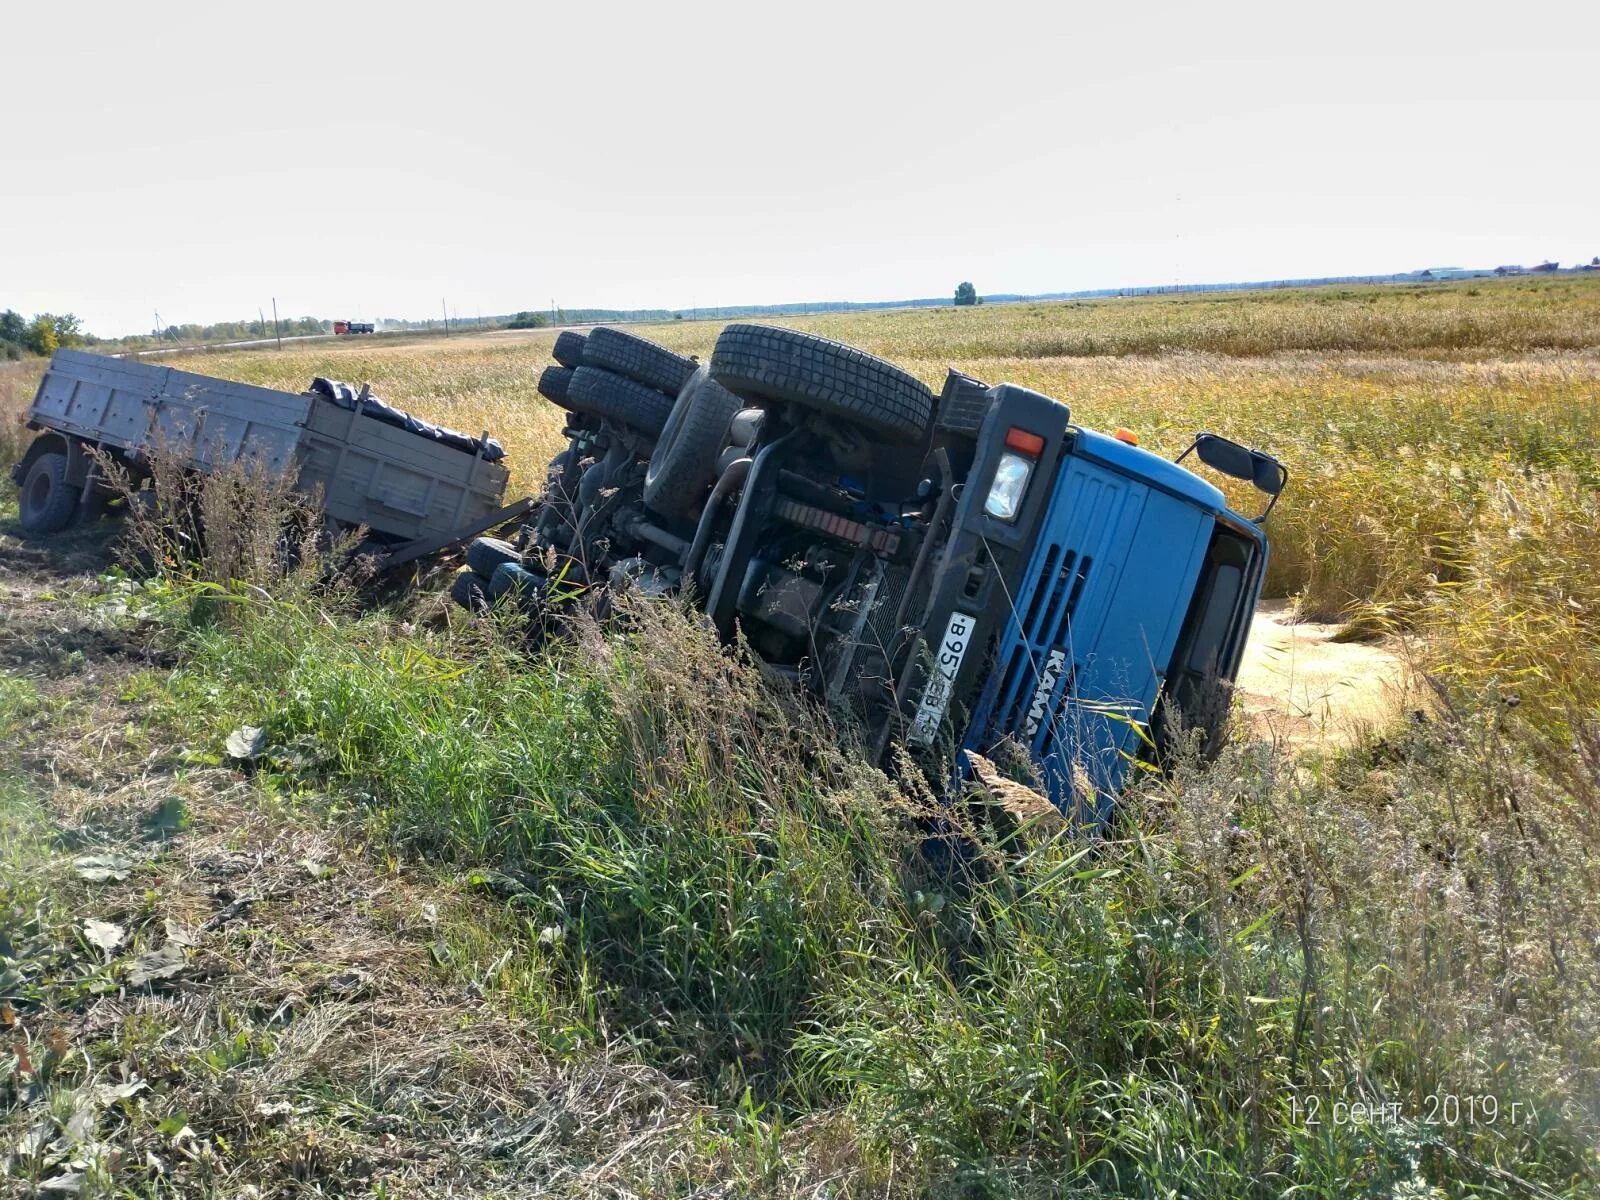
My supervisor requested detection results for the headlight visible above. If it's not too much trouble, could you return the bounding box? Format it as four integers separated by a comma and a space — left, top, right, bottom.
983, 451, 1033, 522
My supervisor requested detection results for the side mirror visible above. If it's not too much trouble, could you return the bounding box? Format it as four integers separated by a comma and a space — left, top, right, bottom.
1178, 433, 1288, 523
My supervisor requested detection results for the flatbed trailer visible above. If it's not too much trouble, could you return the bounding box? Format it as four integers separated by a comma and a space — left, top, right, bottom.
10, 349, 527, 565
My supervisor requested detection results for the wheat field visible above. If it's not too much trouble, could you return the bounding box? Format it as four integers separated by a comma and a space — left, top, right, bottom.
5, 276, 1600, 1196
144, 277, 1599, 721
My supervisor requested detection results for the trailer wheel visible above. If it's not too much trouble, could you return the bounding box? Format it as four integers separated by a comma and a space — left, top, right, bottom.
552, 330, 588, 369
466, 536, 520, 578
644, 365, 744, 522
582, 327, 697, 396
710, 324, 933, 443
565, 367, 675, 437
538, 365, 575, 410
18, 451, 79, 536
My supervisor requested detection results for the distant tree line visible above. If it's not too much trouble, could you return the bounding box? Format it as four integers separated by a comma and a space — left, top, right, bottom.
2, 309, 337, 356
1, 311, 86, 359
120, 316, 331, 349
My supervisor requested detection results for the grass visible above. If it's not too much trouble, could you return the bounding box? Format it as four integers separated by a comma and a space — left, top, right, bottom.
3, 274, 1599, 1195
67, 577, 1595, 1197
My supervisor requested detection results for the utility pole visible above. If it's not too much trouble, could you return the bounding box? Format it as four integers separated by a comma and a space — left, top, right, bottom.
442, 299, 450, 336
154, 309, 163, 341
258, 306, 267, 339
271, 297, 282, 349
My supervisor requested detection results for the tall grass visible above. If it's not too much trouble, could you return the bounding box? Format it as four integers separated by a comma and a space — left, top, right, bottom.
153, 276, 1600, 756
0, 359, 43, 500
144, 581, 1598, 1196
11, 273, 1593, 1194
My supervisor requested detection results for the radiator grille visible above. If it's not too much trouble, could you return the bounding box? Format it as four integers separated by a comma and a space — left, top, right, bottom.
985, 543, 1093, 747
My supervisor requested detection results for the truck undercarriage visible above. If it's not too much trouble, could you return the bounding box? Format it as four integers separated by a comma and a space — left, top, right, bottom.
458, 324, 1286, 819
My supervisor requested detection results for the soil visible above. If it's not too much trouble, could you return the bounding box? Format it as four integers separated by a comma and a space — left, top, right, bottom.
1235, 599, 1416, 751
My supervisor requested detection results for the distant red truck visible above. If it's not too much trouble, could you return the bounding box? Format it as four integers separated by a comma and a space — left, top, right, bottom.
334, 321, 375, 335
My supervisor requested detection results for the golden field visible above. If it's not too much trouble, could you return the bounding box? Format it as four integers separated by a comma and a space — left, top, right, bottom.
127, 276, 1599, 721
3, 276, 1599, 1197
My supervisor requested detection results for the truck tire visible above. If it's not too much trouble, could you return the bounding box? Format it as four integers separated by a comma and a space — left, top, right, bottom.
466, 536, 520, 578
565, 367, 675, 437
552, 330, 587, 369
643, 365, 744, 521
709, 324, 933, 444
581, 327, 697, 396
450, 570, 492, 613
488, 561, 544, 602
18, 451, 79, 536
538, 365, 575, 409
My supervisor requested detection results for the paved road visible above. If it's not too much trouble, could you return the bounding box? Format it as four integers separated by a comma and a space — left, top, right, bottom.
122, 331, 389, 358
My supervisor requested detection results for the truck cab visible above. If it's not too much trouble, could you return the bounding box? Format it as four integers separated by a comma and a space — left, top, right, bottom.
463, 323, 1284, 821
684, 343, 1283, 821
909, 379, 1277, 819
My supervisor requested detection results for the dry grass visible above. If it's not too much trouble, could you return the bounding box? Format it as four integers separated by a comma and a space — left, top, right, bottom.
0, 360, 43, 486
7, 277, 1596, 730
0, 562, 862, 1197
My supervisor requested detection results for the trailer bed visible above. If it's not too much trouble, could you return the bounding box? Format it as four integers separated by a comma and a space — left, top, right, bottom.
18, 349, 510, 546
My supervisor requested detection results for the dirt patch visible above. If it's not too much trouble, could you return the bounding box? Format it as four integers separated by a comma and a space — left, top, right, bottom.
0, 524, 174, 687
1235, 600, 1417, 751
0, 527, 739, 1197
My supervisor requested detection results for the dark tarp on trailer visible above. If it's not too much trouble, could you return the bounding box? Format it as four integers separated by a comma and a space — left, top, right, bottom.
309, 378, 506, 462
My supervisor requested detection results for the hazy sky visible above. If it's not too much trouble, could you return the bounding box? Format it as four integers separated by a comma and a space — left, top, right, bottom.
4, 1, 1596, 337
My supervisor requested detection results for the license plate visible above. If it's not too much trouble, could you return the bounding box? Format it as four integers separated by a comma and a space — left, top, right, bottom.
910, 610, 978, 746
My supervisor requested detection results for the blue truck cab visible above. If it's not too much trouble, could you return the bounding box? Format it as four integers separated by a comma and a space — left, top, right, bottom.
686, 349, 1285, 821
899, 374, 1283, 819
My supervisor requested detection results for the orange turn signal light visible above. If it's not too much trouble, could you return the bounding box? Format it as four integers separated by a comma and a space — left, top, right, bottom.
1004, 427, 1046, 457
1112, 427, 1139, 446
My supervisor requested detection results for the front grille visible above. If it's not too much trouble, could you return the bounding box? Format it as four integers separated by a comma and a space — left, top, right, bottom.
985, 543, 1093, 748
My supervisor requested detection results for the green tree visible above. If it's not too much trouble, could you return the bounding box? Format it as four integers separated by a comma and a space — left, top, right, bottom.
0, 310, 26, 359
954, 281, 978, 306
27, 315, 59, 355
50, 313, 84, 347
507, 311, 549, 329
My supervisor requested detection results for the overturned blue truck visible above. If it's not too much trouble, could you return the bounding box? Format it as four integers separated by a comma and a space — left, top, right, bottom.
458, 324, 1286, 820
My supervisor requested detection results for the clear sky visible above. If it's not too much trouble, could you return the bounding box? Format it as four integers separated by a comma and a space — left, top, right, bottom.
4, 0, 1595, 337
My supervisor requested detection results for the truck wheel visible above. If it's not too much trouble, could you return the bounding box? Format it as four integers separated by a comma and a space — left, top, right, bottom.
488, 561, 544, 602
450, 570, 492, 613
18, 451, 79, 536
466, 536, 520, 578
644, 365, 744, 521
538, 365, 575, 409
565, 367, 675, 437
709, 324, 933, 443
581, 327, 697, 396
552, 330, 587, 369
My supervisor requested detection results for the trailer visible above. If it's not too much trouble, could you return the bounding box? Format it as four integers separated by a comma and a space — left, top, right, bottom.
10, 349, 528, 568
